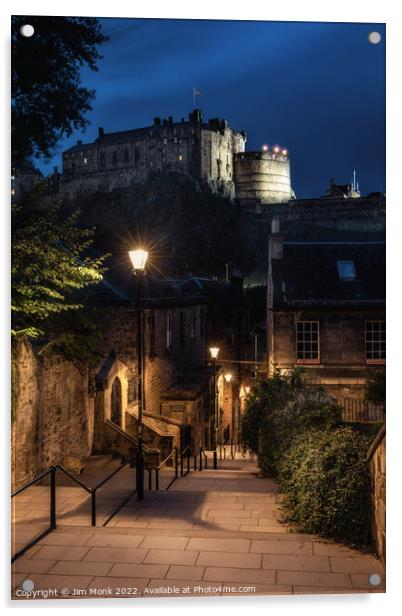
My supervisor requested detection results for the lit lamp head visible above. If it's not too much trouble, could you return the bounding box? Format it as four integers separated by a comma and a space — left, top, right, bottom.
273, 146, 280, 154
244, 386, 251, 394
262, 144, 269, 152
129, 249, 148, 272
209, 347, 220, 360
282, 149, 288, 157
224, 373, 233, 383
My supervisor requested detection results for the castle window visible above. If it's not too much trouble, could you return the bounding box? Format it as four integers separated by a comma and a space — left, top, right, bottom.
124, 149, 129, 163
83, 158, 88, 164
365, 321, 385, 364
112, 151, 117, 165
296, 321, 320, 364
178, 155, 183, 161
100, 152, 105, 167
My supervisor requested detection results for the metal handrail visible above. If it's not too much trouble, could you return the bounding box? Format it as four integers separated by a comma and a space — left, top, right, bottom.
11, 461, 137, 561
154, 448, 179, 490
11, 466, 56, 562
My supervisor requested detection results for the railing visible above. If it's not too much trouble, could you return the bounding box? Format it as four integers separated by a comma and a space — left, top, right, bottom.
11, 462, 135, 562
154, 448, 178, 491
221, 438, 235, 461
339, 399, 385, 423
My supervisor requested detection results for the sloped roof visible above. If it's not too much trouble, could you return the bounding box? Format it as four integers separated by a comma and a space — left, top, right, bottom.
274, 241, 385, 306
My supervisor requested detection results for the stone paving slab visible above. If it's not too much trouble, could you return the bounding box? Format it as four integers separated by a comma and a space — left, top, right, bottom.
11, 457, 385, 600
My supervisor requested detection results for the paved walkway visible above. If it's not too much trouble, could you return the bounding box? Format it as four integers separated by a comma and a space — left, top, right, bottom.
11, 457, 385, 599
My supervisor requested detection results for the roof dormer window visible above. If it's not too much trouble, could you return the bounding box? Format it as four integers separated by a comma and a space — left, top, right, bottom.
337, 260, 356, 281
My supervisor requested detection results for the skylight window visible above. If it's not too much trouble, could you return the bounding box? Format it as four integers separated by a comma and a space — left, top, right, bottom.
337, 260, 356, 280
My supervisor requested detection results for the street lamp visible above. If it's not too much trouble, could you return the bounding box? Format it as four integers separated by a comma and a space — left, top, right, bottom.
224, 373, 233, 383
209, 346, 220, 468
129, 248, 148, 500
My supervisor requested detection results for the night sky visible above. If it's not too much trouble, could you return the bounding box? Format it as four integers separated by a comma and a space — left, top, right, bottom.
40, 18, 385, 198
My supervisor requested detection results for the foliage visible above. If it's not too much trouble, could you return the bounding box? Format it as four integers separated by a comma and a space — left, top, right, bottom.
11, 16, 107, 166
258, 389, 343, 476
239, 369, 341, 476
365, 370, 386, 405
278, 428, 372, 546
239, 369, 304, 462
12, 185, 106, 338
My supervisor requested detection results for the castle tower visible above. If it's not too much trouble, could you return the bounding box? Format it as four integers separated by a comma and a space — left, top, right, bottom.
234, 148, 294, 207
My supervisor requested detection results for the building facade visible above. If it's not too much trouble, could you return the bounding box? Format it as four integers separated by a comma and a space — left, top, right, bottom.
267, 219, 385, 421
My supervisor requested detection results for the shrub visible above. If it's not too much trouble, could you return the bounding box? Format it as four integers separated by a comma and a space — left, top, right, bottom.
258, 388, 342, 476
278, 427, 372, 547
240, 371, 301, 457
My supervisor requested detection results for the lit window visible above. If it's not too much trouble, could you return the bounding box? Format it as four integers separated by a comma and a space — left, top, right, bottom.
365, 321, 385, 363
337, 260, 356, 280
296, 321, 320, 363
83, 158, 88, 164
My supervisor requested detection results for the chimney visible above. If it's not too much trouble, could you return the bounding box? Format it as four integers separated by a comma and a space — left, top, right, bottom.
98, 127, 104, 138
153, 117, 161, 126
269, 217, 283, 260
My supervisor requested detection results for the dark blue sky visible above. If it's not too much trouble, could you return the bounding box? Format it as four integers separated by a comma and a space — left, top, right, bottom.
41, 18, 385, 198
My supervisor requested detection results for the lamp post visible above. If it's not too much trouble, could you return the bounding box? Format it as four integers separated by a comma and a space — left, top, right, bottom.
128, 249, 148, 500
209, 346, 220, 469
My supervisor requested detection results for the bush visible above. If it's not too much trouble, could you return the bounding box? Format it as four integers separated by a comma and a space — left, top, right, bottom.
278, 427, 372, 547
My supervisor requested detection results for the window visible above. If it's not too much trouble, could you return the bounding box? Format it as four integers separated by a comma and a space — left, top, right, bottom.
166, 312, 173, 350
111, 378, 122, 426
112, 151, 117, 165
337, 260, 356, 280
124, 149, 129, 163
365, 321, 385, 363
148, 314, 156, 355
100, 152, 105, 168
296, 321, 320, 363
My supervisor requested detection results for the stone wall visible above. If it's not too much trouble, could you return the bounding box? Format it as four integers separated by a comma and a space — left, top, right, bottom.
268, 309, 385, 399
11, 338, 94, 489
367, 425, 386, 561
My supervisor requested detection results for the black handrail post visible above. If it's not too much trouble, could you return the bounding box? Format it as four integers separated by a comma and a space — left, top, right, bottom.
155, 468, 159, 490
91, 491, 96, 527
50, 466, 56, 530
213, 449, 217, 470
187, 450, 190, 474
180, 452, 184, 477
199, 449, 202, 471
148, 468, 152, 491
194, 455, 197, 472
175, 448, 179, 479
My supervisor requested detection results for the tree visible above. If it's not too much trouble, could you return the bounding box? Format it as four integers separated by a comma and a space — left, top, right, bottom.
12, 185, 106, 338
11, 16, 108, 167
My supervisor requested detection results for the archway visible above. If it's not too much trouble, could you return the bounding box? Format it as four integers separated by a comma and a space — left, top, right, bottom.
111, 377, 122, 427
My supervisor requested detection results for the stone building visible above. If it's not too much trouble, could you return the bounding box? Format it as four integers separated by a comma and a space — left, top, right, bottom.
267, 219, 385, 421
59, 109, 247, 200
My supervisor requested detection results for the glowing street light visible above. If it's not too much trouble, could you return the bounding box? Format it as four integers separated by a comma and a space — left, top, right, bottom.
273, 146, 280, 154
262, 144, 269, 152
209, 346, 220, 360
128, 247, 149, 500
282, 149, 288, 156
224, 373, 233, 383
129, 249, 148, 271
209, 346, 220, 468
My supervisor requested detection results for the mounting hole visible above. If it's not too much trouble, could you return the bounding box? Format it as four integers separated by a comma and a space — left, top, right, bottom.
22, 579, 35, 591
20, 24, 35, 38
368, 32, 381, 45
368, 573, 381, 586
